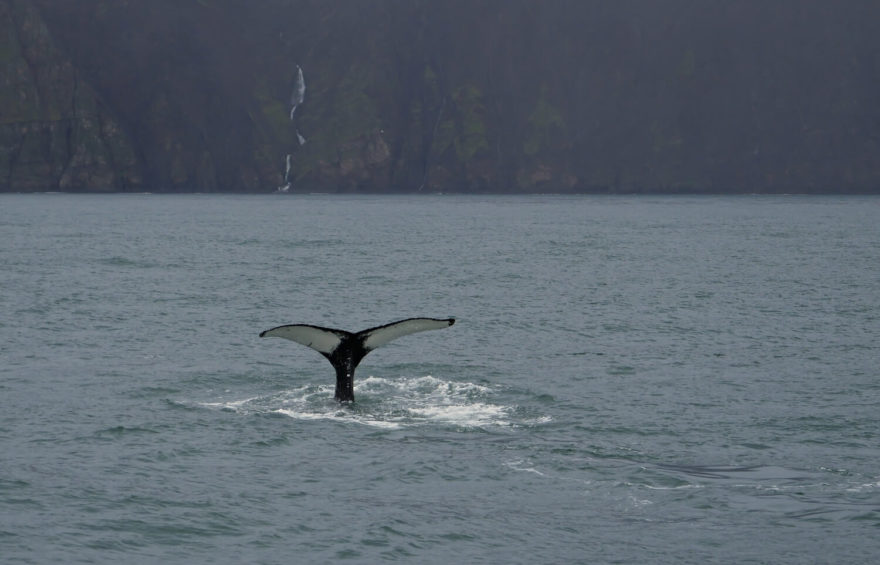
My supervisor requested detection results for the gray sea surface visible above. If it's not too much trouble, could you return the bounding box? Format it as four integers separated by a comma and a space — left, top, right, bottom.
1, 194, 879, 564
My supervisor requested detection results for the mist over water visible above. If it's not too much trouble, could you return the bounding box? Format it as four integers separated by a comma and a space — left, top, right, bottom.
1, 194, 878, 563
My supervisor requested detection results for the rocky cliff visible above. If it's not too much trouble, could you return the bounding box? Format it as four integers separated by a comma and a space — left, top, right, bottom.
3, 0, 880, 193
1, 0, 140, 191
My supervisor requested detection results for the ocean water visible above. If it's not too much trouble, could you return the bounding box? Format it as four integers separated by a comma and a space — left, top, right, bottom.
1, 193, 878, 564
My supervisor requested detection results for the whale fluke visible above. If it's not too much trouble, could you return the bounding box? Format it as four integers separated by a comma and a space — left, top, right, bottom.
260, 317, 455, 402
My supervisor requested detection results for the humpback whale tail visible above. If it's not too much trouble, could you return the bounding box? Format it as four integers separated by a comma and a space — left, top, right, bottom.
259, 317, 455, 402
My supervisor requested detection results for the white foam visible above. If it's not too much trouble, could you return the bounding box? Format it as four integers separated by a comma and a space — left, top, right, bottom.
200, 396, 260, 410
197, 375, 514, 430
273, 408, 403, 429
408, 403, 506, 427
642, 483, 705, 491
505, 459, 547, 476
845, 481, 880, 493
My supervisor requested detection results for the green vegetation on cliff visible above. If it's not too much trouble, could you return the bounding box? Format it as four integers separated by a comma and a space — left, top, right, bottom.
1, 0, 140, 191
2, 0, 879, 193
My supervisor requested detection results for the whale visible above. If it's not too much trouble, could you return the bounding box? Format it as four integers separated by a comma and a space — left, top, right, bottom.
259, 317, 455, 401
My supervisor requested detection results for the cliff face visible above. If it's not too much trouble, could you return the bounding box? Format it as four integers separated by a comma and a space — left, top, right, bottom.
0, 0, 140, 191
3, 0, 880, 193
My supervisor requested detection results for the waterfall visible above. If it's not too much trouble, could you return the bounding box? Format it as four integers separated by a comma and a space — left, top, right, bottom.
276, 65, 307, 192
291, 65, 306, 145
276, 154, 292, 192
295, 65, 306, 105
289, 65, 305, 121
